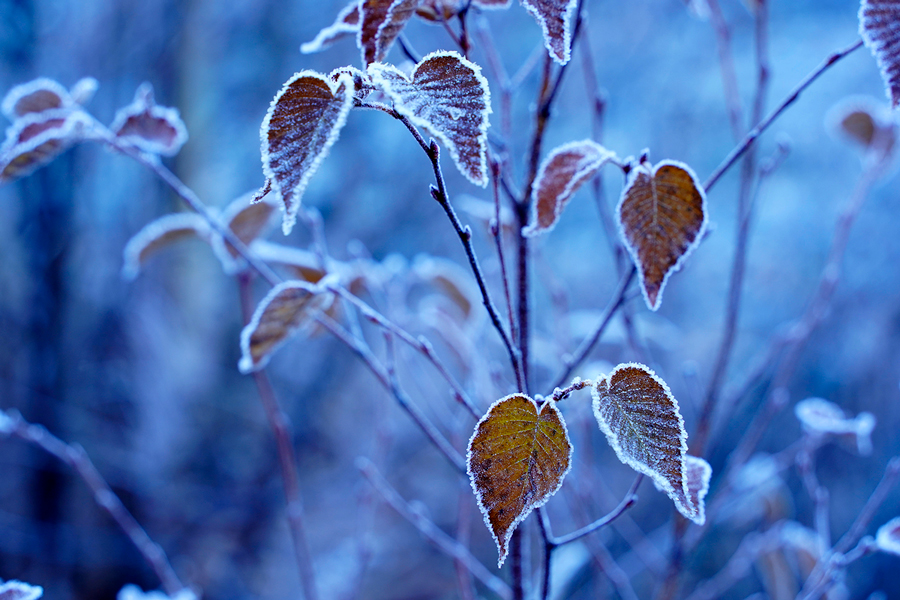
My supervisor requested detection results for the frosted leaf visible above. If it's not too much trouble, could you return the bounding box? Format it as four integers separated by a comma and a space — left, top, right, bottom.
0, 581, 43, 600
0, 108, 88, 184
413, 254, 478, 322
1, 78, 72, 120
211, 191, 279, 273
301, 0, 360, 54
473, 0, 512, 7
794, 397, 876, 455
359, 0, 421, 65
122, 213, 211, 280
239, 280, 322, 373
70, 77, 99, 106
111, 83, 188, 156
524, 140, 616, 236
617, 159, 708, 311
875, 517, 900, 556
592, 363, 698, 521
860, 0, 900, 107
369, 51, 491, 186
827, 97, 896, 158
522, 0, 578, 65
117, 584, 197, 600
416, 0, 462, 22
467, 394, 573, 567
261, 70, 354, 235
665, 455, 711, 525
250, 240, 330, 283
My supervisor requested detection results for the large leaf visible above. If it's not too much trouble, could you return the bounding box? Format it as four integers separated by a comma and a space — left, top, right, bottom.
111, 83, 188, 156
592, 363, 701, 522
261, 71, 354, 235
122, 213, 211, 280
359, 0, 421, 65
301, 0, 360, 54
524, 140, 615, 236
860, 0, 900, 107
467, 394, 572, 566
617, 159, 707, 311
0, 109, 87, 184
522, 0, 578, 65
369, 51, 491, 186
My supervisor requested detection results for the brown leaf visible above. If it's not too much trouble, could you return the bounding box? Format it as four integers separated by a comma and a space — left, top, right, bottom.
861, 0, 900, 107
617, 160, 707, 311
828, 97, 896, 157
122, 213, 211, 280
251, 240, 330, 283
239, 280, 321, 373
0, 109, 87, 184
1, 78, 72, 120
211, 191, 280, 272
592, 363, 699, 522
359, 0, 421, 65
522, 0, 578, 65
0, 580, 43, 600
301, 0, 360, 54
369, 51, 491, 186
413, 255, 478, 322
468, 394, 572, 566
111, 83, 187, 156
416, 0, 462, 22
261, 71, 354, 235
670, 456, 711, 525
524, 140, 615, 236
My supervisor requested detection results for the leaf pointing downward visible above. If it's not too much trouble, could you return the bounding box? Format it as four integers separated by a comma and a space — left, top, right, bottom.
468, 394, 572, 567
592, 363, 700, 522
359, 0, 421, 65
617, 160, 707, 311
522, 0, 578, 65
261, 71, 354, 235
369, 51, 491, 186
860, 0, 900, 107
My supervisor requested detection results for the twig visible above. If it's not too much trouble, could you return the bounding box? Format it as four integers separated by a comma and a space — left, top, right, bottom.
490, 157, 519, 350
705, 0, 744, 140
549, 475, 642, 547
683, 529, 779, 600
546, 378, 593, 403
357, 458, 512, 600
1, 411, 185, 596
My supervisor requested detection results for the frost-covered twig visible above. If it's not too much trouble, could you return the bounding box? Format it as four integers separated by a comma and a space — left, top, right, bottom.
550, 474, 642, 547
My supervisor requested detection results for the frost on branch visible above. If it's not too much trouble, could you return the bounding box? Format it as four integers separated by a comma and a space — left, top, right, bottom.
860, 0, 900, 107
239, 280, 323, 373
617, 159, 707, 311
211, 190, 280, 273
794, 397, 875, 455
368, 51, 491, 186
524, 140, 615, 236
117, 585, 197, 600
359, 0, 421, 65
301, 0, 360, 54
467, 394, 572, 567
592, 363, 704, 523
875, 517, 900, 556
122, 213, 212, 280
111, 83, 188, 156
0, 580, 43, 600
261, 71, 354, 235
522, 0, 578, 65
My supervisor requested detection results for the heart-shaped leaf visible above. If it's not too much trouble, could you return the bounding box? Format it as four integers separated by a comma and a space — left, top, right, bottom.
617, 160, 707, 311
1, 78, 72, 120
592, 363, 699, 522
522, 0, 578, 65
524, 140, 615, 236
261, 71, 354, 235
359, 0, 421, 65
875, 517, 900, 556
369, 51, 491, 186
860, 0, 900, 107
301, 0, 360, 54
122, 213, 211, 280
211, 191, 280, 273
111, 83, 188, 156
239, 280, 322, 373
0, 109, 87, 184
467, 393, 572, 567
0, 580, 43, 600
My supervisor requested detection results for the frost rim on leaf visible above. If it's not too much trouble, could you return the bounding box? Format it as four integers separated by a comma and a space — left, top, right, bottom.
615, 159, 708, 312
859, 0, 900, 107
1, 77, 72, 120
521, 0, 578, 65
300, 1, 360, 54
875, 517, 900, 556
0, 108, 89, 183
122, 213, 212, 280
0, 580, 44, 600
110, 83, 188, 157
466, 393, 573, 567
260, 70, 354, 236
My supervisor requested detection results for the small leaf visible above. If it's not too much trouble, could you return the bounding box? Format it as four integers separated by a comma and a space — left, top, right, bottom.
522, 0, 578, 65
211, 191, 280, 273
2, 78, 72, 120
524, 140, 615, 236
860, 0, 900, 107
794, 397, 875, 455
416, 0, 462, 22
468, 394, 572, 567
0, 109, 87, 184
301, 0, 360, 54
359, 0, 421, 65
827, 97, 896, 157
251, 240, 330, 283
111, 83, 188, 156
239, 280, 321, 373
617, 159, 707, 311
369, 51, 491, 186
122, 213, 212, 280
261, 71, 354, 235
0, 581, 43, 600
69, 77, 99, 106
413, 254, 478, 322
875, 517, 900, 556
592, 363, 697, 521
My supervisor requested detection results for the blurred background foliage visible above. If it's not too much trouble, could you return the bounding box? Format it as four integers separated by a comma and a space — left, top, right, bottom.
1, 0, 899, 598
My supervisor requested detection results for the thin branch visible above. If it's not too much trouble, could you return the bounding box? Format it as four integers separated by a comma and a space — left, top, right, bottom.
490, 157, 519, 350
550, 475, 642, 547
833, 456, 900, 555
705, 0, 745, 140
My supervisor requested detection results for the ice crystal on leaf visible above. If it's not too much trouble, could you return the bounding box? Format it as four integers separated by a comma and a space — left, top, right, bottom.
521, 0, 578, 65
0, 108, 88, 184
359, 0, 421, 65
301, 0, 360, 54
860, 0, 900, 107
794, 397, 875, 455
111, 83, 188, 156
122, 213, 211, 280
1, 78, 73, 120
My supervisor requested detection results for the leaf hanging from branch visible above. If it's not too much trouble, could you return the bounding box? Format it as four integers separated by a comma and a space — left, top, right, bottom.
592, 363, 701, 522
617, 159, 707, 311
827, 97, 897, 159
369, 51, 491, 186
211, 191, 280, 273
1, 78, 73, 120
524, 140, 615, 236
111, 83, 188, 156
0, 109, 88, 184
522, 0, 578, 65
261, 71, 354, 235
416, 0, 462, 22
122, 213, 212, 280
860, 0, 900, 107
359, 0, 421, 65
301, 0, 360, 54
467, 394, 572, 567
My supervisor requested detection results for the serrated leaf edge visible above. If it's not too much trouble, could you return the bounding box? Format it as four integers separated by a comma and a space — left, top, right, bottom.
522, 0, 578, 65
